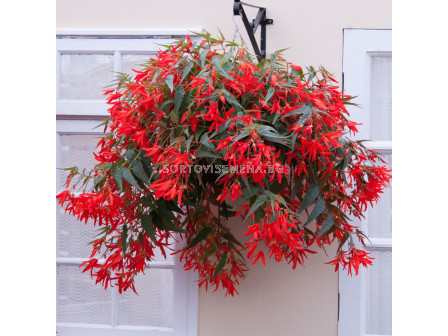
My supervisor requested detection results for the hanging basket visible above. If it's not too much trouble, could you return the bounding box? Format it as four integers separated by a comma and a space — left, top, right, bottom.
57, 32, 391, 296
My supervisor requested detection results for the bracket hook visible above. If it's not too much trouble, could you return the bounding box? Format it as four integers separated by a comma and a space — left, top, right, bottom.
233, 0, 274, 62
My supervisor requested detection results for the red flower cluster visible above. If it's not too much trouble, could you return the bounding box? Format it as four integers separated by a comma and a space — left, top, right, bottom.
57, 32, 391, 296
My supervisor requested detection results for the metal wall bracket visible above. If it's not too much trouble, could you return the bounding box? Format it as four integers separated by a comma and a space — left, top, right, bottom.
233, 0, 274, 62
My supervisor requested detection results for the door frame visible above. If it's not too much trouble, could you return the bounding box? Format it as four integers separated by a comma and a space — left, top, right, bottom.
338, 28, 392, 336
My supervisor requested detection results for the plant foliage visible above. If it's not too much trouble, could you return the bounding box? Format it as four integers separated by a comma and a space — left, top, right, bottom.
57, 32, 391, 296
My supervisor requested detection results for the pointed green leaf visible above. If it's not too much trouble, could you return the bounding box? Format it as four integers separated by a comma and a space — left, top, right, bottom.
125, 149, 137, 161
165, 201, 184, 214
122, 168, 142, 190
317, 213, 334, 238
231, 186, 258, 210
297, 183, 319, 214
196, 148, 220, 158
156, 199, 175, 221
213, 63, 234, 81
211, 252, 228, 280
199, 243, 216, 261
304, 198, 326, 226
151, 212, 165, 230
244, 194, 267, 222
186, 135, 194, 152
121, 224, 128, 253
141, 214, 156, 244
220, 232, 244, 248
290, 181, 302, 199
141, 155, 153, 177
131, 161, 150, 185
165, 75, 174, 92
163, 219, 189, 233
174, 86, 185, 113
222, 89, 243, 110
200, 49, 208, 67
264, 87, 275, 105
280, 105, 311, 120
93, 176, 104, 191
169, 110, 179, 123
232, 128, 251, 142
181, 62, 194, 83
195, 128, 206, 142
151, 69, 162, 83
186, 227, 212, 250
113, 167, 123, 191
199, 132, 215, 149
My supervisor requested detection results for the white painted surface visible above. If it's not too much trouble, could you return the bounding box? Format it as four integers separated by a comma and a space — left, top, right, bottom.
339, 29, 392, 336
56, 117, 198, 335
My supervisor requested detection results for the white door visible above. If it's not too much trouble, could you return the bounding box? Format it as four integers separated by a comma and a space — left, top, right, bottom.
338, 29, 392, 336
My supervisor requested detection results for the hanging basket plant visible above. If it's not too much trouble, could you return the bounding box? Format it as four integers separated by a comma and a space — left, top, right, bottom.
57, 32, 391, 296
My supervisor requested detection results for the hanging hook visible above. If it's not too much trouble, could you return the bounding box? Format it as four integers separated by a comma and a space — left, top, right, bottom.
232, 13, 248, 53
233, 0, 274, 62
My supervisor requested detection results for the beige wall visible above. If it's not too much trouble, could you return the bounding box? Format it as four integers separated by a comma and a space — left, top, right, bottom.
57, 1, 391, 334
198, 215, 338, 336
57, 0, 391, 79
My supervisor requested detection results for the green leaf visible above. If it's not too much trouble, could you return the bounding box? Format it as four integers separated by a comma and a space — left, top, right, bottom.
213, 61, 234, 81
173, 56, 185, 69
151, 69, 162, 83
141, 214, 156, 244
169, 110, 179, 123
131, 161, 150, 185
186, 227, 212, 250
257, 125, 290, 146
225, 41, 239, 47
290, 181, 302, 199
272, 112, 282, 125
186, 135, 194, 152
221, 232, 244, 248
93, 176, 104, 191
317, 213, 334, 238
174, 86, 185, 114
222, 89, 243, 110
122, 168, 142, 190
244, 194, 267, 222
211, 252, 227, 280
200, 49, 208, 67
125, 149, 137, 161
155, 200, 188, 233
297, 183, 320, 214
336, 156, 349, 172
196, 148, 220, 158
304, 198, 326, 226
165, 201, 184, 214
297, 108, 312, 124
141, 155, 153, 177
199, 243, 216, 261
121, 224, 128, 253
199, 132, 215, 149
264, 87, 275, 105
232, 128, 251, 142
280, 105, 311, 120
163, 219, 189, 233
113, 167, 123, 191
180, 90, 192, 113
307, 66, 316, 81
195, 128, 206, 142
156, 199, 175, 221
231, 186, 258, 210
151, 212, 165, 230
165, 75, 174, 92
